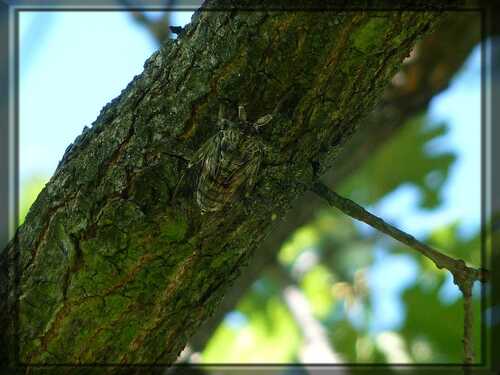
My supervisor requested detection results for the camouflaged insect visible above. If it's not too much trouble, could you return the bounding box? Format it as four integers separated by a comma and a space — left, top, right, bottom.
189, 105, 273, 214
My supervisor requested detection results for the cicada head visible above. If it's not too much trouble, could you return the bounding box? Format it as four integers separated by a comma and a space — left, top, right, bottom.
220, 124, 241, 152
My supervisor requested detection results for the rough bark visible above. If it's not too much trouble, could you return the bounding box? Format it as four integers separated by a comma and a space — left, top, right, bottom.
185, 10, 481, 355
1, 1, 455, 370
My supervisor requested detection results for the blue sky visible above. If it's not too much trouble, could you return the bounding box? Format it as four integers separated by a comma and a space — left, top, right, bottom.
371, 46, 481, 240
19, 11, 195, 184
19, 11, 157, 183
19, 10, 482, 346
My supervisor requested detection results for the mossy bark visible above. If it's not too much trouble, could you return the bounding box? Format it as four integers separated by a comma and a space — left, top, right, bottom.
0, 1, 455, 370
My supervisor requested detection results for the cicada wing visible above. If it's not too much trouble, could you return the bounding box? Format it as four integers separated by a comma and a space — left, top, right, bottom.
243, 146, 263, 190
189, 132, 222, 170
205, 133, 224, 177
192, 133, 225, 212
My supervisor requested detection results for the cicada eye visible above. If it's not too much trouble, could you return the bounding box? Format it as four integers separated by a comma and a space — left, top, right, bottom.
254, 114, 273, 129
238, 105, 247, 122
218, 119, 230, 130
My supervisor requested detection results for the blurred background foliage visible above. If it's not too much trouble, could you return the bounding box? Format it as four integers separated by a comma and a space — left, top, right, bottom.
18, 7, 484, 368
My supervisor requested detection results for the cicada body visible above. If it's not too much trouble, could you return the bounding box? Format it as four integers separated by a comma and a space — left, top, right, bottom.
189, 105, 271, 214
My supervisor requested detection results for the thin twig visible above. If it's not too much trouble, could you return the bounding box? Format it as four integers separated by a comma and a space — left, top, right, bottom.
462, 287, 474, 365
119, 0, 172, 44
311, 181, 488, 365
271, 264, 344, 364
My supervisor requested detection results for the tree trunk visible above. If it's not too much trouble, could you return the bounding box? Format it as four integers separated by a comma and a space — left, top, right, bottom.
1, 1, 455, 370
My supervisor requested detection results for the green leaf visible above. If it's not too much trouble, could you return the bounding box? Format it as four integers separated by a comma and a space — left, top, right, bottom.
19, 175, 48, 224
340, 114, 456, 209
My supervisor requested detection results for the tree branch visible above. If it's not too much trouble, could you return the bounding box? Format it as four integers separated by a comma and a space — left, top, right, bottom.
119, 0, 173, 43
311, 181, 488, 365
185, 11, 483, 356
271, 264, 344, 364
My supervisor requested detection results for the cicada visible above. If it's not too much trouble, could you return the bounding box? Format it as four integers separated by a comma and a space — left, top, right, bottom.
189, 105, 273, 214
